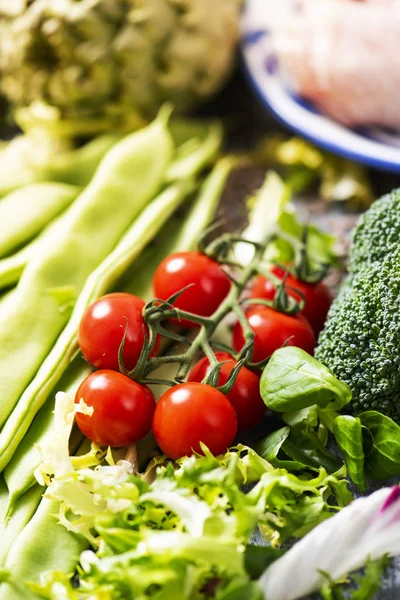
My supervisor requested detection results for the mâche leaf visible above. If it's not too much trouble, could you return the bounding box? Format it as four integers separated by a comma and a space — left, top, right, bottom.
360, 411, 400, 481
260, 347, 352, 413
333, 415, 366, 491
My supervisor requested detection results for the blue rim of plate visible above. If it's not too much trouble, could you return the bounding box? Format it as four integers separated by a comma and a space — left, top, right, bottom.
240, 7, 400, 173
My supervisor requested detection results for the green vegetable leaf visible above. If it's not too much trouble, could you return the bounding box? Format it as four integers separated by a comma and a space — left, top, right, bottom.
320, 555, 389, 600
237, 171, 291, 266
256, 427, 305, 470
350, 555, 390, 600
261, 409, 340, 473
282, 436, 340, 475
278, 209, 338, 266
27, 571, 78, 599
33, 393, 352, 598
359, 411, 400, 480
244, 545, 283, 580
260, 347, 352, 413
333, 415, 366, 492
215, 579, 264, 600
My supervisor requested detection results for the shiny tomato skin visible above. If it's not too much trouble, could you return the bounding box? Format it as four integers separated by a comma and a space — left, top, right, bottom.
153, 251, 231, 327
75, 370, 156, 447
188, 352, 265, 432
232, 306, 316, 364
78, 292, 155, 372
250, 266, 332, 335
152, 382, 237, 460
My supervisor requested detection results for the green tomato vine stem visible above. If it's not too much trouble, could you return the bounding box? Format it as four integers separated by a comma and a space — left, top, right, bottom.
124, 230, 324, 392
129, 235, 269, 390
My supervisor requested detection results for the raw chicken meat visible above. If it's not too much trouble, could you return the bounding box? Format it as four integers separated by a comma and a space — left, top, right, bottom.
270, 0, 400, 129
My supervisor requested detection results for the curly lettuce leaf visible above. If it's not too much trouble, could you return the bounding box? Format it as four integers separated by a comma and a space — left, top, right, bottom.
32, 393, 351, 599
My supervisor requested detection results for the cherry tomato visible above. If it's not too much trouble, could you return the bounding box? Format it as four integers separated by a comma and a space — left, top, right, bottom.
232, 306, 316, 364
188, 352, 265, 432
79, 292, 157, 371
75, 370, 155, 447
153, 251, 231, 327
250, 266, 332, 335
152, 382, 237, 460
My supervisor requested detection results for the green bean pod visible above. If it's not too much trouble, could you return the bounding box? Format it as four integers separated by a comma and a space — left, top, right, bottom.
4, 357, 91, 516
167, 120, 223, 182
0, 133, 121, 198
0, 183, 80, 259
0, 237, 42, 291
0, 209, 80, 291
2, 162, 221, 500
44, 133, 123, 187
0, 477, 8, 524
0, 179, 193, 471
0, 158, 233, 595
0, 498, 86, 599
0, 485, 43, 569
0, 114, 173, 430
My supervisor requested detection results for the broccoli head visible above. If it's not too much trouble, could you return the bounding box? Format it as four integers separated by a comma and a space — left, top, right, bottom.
350, 187, 400, 273
316, 245, 400, 421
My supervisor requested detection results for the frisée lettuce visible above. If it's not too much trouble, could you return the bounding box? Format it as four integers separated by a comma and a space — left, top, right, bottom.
29, 392, 351, 599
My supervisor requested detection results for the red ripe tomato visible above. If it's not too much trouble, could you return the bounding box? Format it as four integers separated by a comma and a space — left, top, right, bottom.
232, 306, 316, 364
78, 292, 157, 372
250, 266, 332, 335
188, 352, 265, 432
152, 382, 237, 460
153, 251, 231, 327
75, 370, 156, 447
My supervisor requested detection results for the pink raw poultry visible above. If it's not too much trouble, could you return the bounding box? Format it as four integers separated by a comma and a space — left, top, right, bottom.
270, 0, 400, 129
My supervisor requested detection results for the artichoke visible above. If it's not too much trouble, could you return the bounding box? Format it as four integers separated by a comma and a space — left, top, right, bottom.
0, 0, 241, 135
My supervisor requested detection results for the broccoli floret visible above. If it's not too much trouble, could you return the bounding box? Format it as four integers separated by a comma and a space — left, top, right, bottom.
316, 246, 400, 421
350, 188, 400, 273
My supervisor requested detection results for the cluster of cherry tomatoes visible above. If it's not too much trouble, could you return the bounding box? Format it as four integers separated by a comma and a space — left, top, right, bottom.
75, 251, 331, 460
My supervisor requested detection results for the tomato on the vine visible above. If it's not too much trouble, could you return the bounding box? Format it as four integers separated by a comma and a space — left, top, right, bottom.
188, 352, 265, 432
232, 306, 316, 364
78, 292, 156, 372
152, 382, 237, 460
75, 370, 155, 447
153, 251, 231, 327
250, 266, 332, 335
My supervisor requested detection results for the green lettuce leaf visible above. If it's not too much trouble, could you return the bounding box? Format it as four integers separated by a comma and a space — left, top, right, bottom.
32, 393, 351, 599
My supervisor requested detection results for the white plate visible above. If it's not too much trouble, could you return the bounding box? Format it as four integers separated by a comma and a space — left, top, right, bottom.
241, 0, 400, 173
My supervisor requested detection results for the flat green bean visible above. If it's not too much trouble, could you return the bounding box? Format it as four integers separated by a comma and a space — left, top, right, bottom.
0, 133, 121, 198
45, 133, 122, 186
167, 120, 223, 182
0, 476, 8, 524
4, 356, 90, 516
0, 137, 50, 198
0, 114, 173, 430
0, 290, 16, 313
0, 183, 80, 258
0, 238, 40, 291
0, 179, 193, 471
0, 497, 86, 599
0, 485, 43, 569
0, 210, 75, 291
